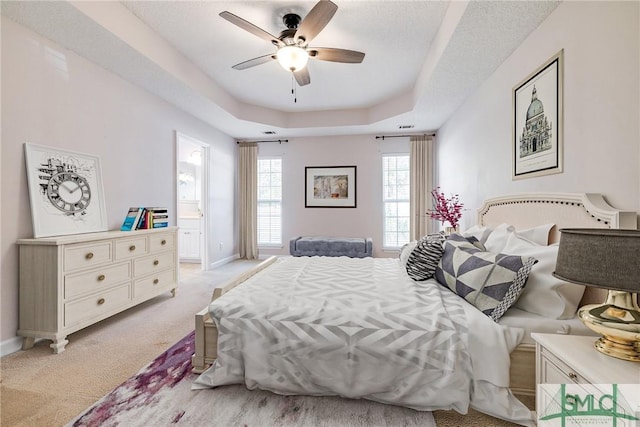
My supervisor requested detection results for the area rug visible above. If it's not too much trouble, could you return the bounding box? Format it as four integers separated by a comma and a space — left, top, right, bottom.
68, 331, 437, 427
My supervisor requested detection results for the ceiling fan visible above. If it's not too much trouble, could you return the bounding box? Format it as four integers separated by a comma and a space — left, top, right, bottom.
219, 0, 365, 87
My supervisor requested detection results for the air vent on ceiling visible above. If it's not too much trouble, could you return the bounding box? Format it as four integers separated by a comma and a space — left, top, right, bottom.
398, 125, 414, 129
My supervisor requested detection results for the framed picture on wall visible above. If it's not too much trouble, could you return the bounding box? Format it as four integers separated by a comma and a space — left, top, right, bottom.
512, 49, 563, 180
24, 143, 108, 238
305, 166, 357, 208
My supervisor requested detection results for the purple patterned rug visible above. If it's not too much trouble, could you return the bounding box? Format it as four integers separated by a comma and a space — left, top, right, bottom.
70, 331, 196, 426
68, 331, 436, 427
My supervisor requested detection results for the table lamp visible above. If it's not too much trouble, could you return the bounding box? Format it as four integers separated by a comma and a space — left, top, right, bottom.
553, 228, 640, 362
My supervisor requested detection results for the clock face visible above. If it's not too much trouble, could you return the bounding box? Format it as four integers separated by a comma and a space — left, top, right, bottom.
46, 171, 92, 214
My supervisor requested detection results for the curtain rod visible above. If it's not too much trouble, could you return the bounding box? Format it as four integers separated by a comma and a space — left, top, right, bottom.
236, 139, 289, 144
375, 133, 435, 140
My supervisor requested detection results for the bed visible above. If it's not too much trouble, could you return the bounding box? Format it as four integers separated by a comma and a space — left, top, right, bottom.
190, 193, 637, 425
475, 193, 636, 396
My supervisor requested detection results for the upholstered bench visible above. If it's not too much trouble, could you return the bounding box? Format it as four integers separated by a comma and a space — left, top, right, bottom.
289, 236, 373, 258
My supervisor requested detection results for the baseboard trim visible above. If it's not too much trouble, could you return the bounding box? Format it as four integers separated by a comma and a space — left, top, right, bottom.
1, 336, 23, 357
208, 254, 240, 269
206, 253, 278, 270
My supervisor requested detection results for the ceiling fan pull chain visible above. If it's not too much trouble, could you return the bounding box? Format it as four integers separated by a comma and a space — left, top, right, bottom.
291, 74, 297, 103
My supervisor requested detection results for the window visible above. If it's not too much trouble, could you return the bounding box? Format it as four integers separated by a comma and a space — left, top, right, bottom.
382, 154, 410, 248
257, 157, 282, 246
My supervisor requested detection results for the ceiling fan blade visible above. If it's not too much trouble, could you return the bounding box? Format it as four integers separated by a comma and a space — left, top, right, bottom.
294, 0, 338, 45
232, 54, 276, 70
294, 68, 311, 86
219, 11, 284, 47
309, 48, 365, 63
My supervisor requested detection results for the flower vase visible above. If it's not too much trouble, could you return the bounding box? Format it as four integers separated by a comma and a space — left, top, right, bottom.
443, 226, 459, 236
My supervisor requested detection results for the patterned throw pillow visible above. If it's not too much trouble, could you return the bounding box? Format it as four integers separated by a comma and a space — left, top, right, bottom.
434, 237, 538, 321
446, 233, 486, 251
405, 234, 446, 281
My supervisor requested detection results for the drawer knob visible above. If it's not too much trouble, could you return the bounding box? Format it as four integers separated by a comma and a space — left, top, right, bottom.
86, 252, 94, 260
153, 260, 160, 266
97, 274, 106, 281
153, 278, 159, 285
129, 245, 136, 251
97, 298, 105, 305
161, 239, 167, 245
569, 372, 578, 381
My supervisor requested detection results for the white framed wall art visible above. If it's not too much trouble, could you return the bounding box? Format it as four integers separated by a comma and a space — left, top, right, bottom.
24, 143, 108, 238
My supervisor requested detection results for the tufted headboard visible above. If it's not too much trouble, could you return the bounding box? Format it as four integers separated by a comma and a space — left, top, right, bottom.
476, 193, 637, 305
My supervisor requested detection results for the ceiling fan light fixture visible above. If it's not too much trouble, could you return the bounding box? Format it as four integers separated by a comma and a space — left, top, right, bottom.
276, 45, 309, 72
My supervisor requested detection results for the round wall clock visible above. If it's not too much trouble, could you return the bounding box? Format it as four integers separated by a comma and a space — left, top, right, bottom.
46, 171, 92, 214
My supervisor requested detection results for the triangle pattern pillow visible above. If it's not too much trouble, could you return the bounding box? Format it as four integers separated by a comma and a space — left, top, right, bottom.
435, 234, 538, 321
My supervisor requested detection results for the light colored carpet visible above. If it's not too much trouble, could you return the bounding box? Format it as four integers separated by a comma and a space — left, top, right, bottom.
68, 331, 437, 427
1, 260, 533, 426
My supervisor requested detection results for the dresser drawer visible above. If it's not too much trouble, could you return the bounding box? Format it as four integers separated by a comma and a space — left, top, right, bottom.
64, 284, 130, 327
64, 262, 131, 299
115, 236, 148, 260
149, 232, 174, 253
134, 251, 175, 277
64, 241, 112, 272
540, 345, 588, 384
133, 268, 175, 300
18, 227, 177, 354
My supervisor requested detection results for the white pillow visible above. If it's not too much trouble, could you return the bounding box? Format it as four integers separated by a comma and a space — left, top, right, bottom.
518, 223, 556, 246
484, 223, 555, 253
501, 232, 585, 319
462, 225, 493, 244
398, 240, 418, 269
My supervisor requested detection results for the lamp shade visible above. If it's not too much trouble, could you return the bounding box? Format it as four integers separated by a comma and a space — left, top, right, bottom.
553, 228, 640, 292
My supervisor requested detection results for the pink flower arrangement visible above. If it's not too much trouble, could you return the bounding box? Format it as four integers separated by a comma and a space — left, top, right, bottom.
428, 187, 464, 229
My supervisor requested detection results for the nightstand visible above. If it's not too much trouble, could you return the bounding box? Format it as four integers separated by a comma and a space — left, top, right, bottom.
532, 333, 639, 417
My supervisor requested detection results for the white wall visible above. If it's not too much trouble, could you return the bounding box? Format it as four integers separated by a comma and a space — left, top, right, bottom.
436, 1, 640, 229
258, 135, 409, 258
0, 17, 237, 352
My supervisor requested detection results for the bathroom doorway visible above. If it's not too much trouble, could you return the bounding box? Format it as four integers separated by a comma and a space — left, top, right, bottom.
176, 132, 209, 269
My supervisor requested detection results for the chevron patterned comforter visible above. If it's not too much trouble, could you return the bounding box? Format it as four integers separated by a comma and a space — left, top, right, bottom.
193, 256, 534, 426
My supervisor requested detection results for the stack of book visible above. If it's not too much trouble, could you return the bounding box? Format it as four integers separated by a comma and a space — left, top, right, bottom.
120, 207, 169, 231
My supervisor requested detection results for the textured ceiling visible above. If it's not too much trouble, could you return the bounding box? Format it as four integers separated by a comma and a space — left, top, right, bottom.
1, 1, 560, 139
122, 1, 449, 113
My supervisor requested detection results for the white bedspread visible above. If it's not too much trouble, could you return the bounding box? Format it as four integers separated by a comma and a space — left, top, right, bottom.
193, 256, 534, 426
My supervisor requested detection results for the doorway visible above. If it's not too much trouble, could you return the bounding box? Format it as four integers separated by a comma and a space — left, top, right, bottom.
176, 132, 209, 269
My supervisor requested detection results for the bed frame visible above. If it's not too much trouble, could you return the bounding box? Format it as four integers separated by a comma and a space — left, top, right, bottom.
192, 193, 637, 396
477, 192, 636, 395
191, 256, 278, 373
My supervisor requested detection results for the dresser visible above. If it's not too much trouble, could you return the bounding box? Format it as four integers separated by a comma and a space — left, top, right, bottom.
17, 227, 178, 353
532, 333, 640, 418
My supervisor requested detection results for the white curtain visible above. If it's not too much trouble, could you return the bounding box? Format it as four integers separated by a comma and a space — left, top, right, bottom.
238, 142, 258, 259
410, 135, 435, 240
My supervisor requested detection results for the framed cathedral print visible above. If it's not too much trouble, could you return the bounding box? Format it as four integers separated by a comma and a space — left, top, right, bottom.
512, 49, 563, 180
24, 143, 108, 238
